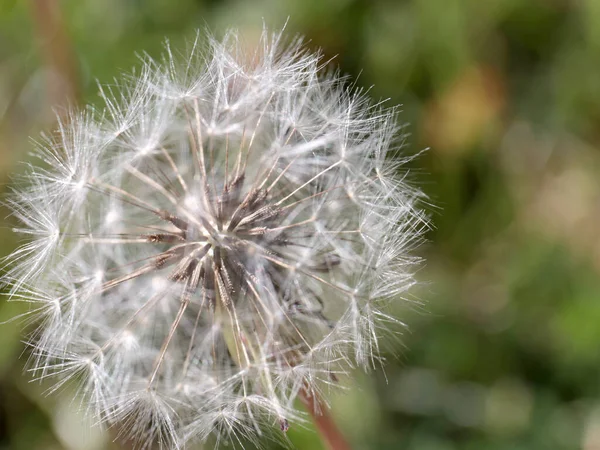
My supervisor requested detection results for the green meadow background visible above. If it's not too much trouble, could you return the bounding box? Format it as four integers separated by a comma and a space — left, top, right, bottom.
2, 0, 600, 449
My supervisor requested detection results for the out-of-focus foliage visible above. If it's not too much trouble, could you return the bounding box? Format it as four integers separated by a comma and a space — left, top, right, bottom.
1, 0, 600, 449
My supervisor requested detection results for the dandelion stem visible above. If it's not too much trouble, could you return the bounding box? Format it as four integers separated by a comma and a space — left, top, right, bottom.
29, 0, 80, 109
299, 390, 352, 450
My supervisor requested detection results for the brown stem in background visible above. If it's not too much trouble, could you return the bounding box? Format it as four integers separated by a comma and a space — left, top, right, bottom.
299, 390, 352, 450
29, 0, 80, 111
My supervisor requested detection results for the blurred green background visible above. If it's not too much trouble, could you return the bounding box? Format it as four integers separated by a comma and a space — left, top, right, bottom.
1, 0, 600, 449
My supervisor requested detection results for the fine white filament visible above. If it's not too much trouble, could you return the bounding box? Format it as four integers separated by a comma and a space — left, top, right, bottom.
3, 28, 427, 449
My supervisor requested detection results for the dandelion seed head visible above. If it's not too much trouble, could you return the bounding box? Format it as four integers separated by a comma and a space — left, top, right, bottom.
3, 27, 428, 448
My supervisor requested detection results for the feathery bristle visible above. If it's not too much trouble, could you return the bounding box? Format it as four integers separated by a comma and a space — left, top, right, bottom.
3, 27, 428, 448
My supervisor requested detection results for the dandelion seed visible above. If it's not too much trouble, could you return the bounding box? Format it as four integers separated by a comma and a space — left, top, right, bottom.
3, 27, 428, 449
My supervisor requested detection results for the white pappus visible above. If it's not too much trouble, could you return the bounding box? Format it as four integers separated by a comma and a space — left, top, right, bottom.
2, 27, 428, 449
